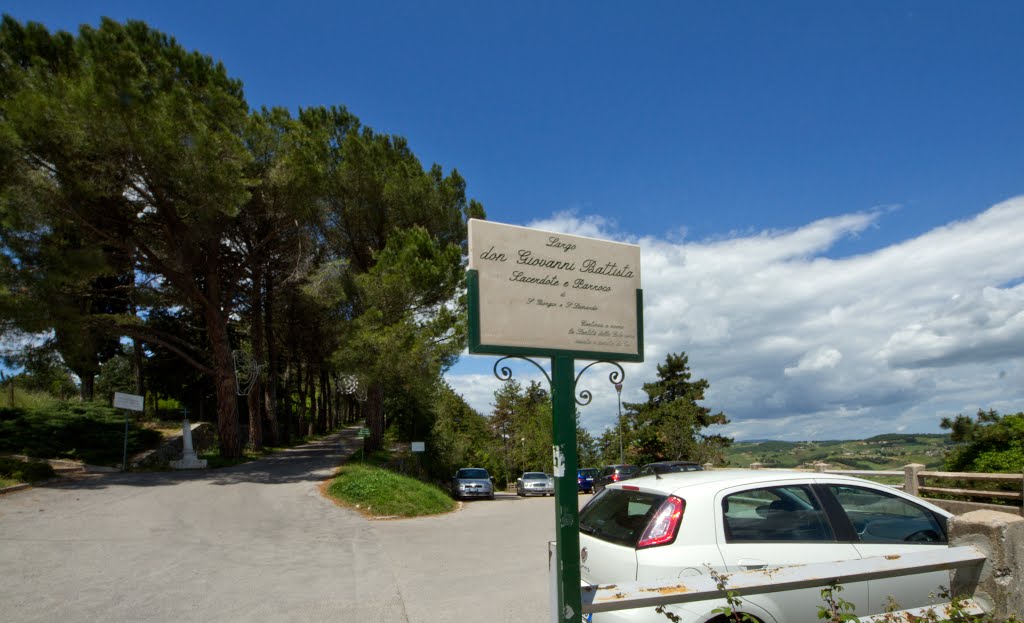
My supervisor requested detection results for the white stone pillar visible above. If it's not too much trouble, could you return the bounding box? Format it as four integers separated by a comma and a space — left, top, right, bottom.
171, 419, 208, 469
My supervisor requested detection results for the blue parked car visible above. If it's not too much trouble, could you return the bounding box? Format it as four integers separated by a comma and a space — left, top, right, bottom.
577, 467, 599, 493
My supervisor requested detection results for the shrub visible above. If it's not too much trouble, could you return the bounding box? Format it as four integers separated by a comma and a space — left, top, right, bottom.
0, 457, 56, 483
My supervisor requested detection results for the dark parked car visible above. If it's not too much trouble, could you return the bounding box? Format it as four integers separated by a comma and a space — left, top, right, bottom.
577, 468, 599, 493
592, 464, 638, 493
451, 467, 494, 500
635, 460, 704, 478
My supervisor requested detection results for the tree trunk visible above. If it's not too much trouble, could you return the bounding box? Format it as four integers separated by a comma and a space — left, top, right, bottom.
203, 267, 240, 459
306, 370, 316, 437
367, 384, 384, 450
129, 258, 145, 401
79, 374, 95, 402
263, 277, 279, 446
295, 360, 306, 439
247, 265, 265, 451
318, 367, 329, 434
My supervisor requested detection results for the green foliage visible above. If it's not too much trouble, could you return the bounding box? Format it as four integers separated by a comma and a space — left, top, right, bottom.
4, 352, 78, 399
327, 462, 455, 517
483, 379, 555, 486
1, 15, 486, 459
0, 456, 56, 483
425, 383, 492, 483
0, 402, 162, 465
817, 583, 858, 622
93, 352, 138, 402
942, 409, 1024, 473
625, 352, 731, 466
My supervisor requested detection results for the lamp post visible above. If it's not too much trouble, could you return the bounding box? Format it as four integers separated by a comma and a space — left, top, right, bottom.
614, 382, 623, 465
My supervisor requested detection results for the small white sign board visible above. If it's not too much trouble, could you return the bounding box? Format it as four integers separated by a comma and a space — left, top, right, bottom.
468, 219, 642, 357
411, 441, 425, 453
113, 392, 144, 412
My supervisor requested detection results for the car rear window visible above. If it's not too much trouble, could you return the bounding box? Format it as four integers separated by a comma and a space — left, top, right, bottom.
722, 485, 834, 542
579, 489, 667, 547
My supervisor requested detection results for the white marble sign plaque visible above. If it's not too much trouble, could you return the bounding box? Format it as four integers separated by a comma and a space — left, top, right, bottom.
468, 219, 641, 357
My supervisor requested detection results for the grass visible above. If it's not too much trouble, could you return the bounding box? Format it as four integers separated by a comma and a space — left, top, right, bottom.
326, 462, 455, 518
0, 456, 57, 485
0, 403, 162, 466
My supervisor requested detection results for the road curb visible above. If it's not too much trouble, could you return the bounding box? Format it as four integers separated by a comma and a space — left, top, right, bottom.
0, 483, 31, 495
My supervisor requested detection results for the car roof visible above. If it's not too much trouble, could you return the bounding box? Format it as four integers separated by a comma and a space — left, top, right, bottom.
608, 468, 938, 504
645, 460, 700, 466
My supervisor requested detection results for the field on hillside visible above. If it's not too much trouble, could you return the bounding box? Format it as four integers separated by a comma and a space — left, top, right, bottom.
724, 433, 953, 470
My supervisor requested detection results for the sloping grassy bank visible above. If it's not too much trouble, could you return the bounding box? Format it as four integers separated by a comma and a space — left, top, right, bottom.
326, 463, 455, 518
0, 456, 56, 487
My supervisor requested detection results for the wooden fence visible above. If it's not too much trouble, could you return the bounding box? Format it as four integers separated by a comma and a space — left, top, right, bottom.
736, 462, 1024, 516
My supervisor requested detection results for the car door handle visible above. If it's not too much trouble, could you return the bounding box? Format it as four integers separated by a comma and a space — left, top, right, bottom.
737, 559, 768, 570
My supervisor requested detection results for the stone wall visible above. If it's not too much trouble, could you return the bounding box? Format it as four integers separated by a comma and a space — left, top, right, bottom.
950, 509, 1024, 619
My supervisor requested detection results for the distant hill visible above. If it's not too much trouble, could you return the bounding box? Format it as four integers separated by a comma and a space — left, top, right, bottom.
724, 433, 953, 470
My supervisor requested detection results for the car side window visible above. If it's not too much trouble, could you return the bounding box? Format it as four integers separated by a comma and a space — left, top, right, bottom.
827, 485, 947, 544
723, 485, 834, 543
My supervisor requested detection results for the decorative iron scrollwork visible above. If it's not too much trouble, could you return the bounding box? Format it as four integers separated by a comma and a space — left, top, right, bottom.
493, 356, 552, 386
573, 361, 624, 406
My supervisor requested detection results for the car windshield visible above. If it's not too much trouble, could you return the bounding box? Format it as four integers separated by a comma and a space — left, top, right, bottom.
456, 469, 489, 479
658, 463, 699, 473
579, 489, 667, 547
523, 473, 547, 479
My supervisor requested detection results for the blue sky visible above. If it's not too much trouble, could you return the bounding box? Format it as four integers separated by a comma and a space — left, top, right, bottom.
5, 2, 1024, 440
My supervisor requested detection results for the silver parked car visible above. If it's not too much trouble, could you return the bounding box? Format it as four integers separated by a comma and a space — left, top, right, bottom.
451, 467, 494, 500
579, 469, 952, 622
516, 471, 554, 496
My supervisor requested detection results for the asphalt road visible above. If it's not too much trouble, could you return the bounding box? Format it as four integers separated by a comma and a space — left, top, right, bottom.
0, 426, 575, 622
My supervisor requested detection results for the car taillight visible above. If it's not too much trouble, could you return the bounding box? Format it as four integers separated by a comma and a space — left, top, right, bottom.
636, 496, 685, 549
610, 473, 620, 482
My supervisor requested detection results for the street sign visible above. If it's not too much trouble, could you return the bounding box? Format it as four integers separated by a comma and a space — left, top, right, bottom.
468, 219, 643, 360
113, 392, 144, 412
411, 441, 425, 452
466, 218, 644, 623
357, 428, 370, 438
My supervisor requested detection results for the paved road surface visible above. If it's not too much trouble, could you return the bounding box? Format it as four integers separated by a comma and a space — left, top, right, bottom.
0, 426, 570, 622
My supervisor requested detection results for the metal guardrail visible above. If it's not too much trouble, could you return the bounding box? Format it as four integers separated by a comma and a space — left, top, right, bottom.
560, 545, 986, 619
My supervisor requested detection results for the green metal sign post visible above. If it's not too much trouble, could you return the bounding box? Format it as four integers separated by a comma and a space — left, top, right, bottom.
550, 354, 582, 621
466, 219, 644, 622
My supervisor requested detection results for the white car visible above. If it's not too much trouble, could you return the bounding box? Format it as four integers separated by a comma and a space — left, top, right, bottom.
517, 471, 555, 496
578, 469, 952, 622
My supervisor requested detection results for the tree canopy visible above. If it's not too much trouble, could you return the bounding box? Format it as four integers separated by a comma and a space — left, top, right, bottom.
0, 16, 482, 458
622, 352, 731, 465
942, 409, 1024, 472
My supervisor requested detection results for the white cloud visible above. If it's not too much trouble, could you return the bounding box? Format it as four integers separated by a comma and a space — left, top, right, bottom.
784, 347, 843, 376
446, 196, 1024, 440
